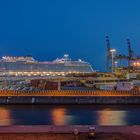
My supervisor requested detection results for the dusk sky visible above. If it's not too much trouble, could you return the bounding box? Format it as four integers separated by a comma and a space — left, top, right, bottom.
0, 0, 140, 71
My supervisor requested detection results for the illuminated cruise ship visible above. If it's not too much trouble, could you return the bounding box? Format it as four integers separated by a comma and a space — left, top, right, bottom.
0, 54, 94, 76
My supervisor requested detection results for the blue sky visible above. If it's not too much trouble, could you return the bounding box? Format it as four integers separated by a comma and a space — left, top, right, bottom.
0, 0, 140, 71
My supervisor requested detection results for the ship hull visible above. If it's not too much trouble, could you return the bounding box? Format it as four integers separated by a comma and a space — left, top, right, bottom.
0, 62, 93, 73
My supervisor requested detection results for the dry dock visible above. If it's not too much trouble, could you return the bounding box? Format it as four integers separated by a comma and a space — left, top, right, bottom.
0, 90, 140, 104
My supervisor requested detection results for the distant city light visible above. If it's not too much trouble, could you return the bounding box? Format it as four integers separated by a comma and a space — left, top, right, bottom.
132, 61, 140, 67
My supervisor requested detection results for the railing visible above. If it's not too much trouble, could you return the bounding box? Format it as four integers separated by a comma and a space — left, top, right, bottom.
0, 90, 139, 97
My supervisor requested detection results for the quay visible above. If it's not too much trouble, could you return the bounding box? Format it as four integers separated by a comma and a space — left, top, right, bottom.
0, 125, 140, 140
0, 125, 140, 134
0, 90, 140, 104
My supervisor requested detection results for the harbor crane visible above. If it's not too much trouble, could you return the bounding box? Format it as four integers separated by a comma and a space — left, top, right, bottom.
106, 35, 111, 70
127, 38, 133, 66
106, 36, 138, 71
106, 35, 128, 71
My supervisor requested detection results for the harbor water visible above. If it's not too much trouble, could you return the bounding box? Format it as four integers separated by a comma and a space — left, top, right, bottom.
0, 105, 140, 126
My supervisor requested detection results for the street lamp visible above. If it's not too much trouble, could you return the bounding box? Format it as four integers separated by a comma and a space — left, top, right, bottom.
114, 61, 118, 73
110, 49, 116, 73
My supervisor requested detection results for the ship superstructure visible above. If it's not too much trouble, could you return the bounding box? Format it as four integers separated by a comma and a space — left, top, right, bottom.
0, 54, 94, 76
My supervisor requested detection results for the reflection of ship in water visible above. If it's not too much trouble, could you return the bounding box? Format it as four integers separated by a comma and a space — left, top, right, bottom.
0, 107, 12, 126
0, 54, 93, 74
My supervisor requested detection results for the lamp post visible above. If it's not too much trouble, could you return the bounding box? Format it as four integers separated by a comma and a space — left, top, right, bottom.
110, 49, 116, 74
114, 61, 118, 73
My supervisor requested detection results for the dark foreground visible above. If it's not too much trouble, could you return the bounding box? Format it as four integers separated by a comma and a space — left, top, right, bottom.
0, 133, 140, 140
0, 126, 140, 140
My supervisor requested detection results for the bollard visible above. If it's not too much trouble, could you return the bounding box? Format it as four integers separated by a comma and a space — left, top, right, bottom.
73, 128, 79, 140
88, 126, 96, 139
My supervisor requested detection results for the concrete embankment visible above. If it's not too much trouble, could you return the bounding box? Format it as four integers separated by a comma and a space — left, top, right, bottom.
0, 125, 140, 133
0, 125, 140, 140
0, 90, 140, 104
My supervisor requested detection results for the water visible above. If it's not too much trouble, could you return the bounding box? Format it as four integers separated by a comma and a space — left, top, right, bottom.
0, 105, 140, 126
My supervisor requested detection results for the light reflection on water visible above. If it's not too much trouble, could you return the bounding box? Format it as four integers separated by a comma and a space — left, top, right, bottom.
97, 109, 127, 125
0, 107, 13, 125
0, 105, 140, 126
51, 108, 67, 125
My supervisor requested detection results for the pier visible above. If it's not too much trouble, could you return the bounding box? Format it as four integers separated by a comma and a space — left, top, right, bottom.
0, 125, 140, 140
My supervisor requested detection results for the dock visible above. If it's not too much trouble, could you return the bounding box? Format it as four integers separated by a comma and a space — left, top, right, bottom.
0, 90, 140, 104
0, 125, 140, 140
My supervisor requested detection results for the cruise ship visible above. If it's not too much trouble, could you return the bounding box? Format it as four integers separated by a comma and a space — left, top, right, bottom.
0, 54, 94, 76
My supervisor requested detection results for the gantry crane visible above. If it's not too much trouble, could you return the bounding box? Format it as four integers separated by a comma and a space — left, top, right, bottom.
106, 36, 135, 71
106, 35, 111, 70
127, 39, 133, 67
